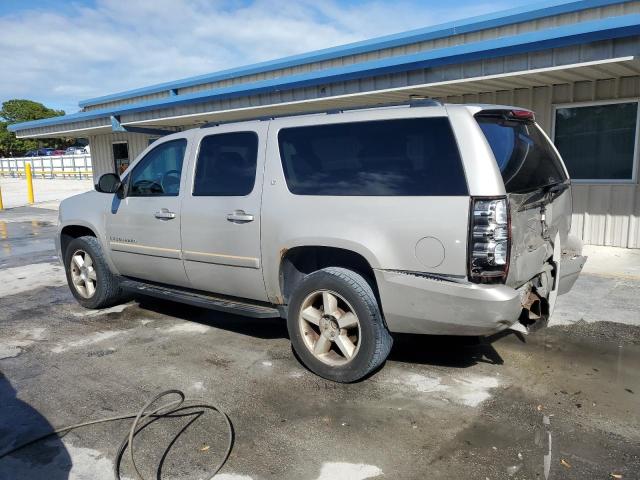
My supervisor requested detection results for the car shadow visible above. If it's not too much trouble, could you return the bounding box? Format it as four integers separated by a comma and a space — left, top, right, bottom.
0, 372, 71, 480
359, 331, 513, 382
133, 294, 511, 369
133, 295, 290, 340
388, 331, 507, 368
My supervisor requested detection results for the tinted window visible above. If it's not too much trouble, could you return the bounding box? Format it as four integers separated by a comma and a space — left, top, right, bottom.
278, 118, 467, 196
193, 132, 258, 196
477, 116, 567, 193
129, 139, 186, 197
554, 102, 637, 180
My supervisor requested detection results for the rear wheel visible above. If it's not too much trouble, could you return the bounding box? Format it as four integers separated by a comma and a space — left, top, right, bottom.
64, 235, 122, 309
287, 267, 392, 382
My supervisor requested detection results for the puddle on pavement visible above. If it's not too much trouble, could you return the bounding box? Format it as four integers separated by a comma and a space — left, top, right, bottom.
0, 220, 55, 259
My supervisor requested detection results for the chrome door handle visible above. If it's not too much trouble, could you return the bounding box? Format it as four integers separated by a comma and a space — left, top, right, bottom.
227, 210, 254, 223
154, 208, 176, 220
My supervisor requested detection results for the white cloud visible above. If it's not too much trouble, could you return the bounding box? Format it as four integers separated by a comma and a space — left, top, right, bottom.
0, 0, 523, 113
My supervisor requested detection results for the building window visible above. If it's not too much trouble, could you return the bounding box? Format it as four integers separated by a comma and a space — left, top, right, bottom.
553, 101, 638, 182
112, 141, 130, 175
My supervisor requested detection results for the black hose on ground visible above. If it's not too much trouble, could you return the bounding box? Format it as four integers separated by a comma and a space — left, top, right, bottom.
0, 389, 234, 480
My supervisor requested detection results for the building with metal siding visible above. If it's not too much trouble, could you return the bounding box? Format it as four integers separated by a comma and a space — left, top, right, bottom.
8, 0, 640, 247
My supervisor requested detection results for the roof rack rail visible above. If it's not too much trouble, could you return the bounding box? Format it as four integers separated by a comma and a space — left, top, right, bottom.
199, 98, 443, 128
409, 98, 442, 107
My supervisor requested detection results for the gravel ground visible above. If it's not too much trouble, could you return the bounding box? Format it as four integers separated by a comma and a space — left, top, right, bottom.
0, 206, 638, 480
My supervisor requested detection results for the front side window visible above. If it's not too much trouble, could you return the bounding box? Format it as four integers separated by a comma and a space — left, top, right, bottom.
278, 118, 467, 196
193, 132, 258, 196
554, 102, 638, 181
129, 139, 187, 197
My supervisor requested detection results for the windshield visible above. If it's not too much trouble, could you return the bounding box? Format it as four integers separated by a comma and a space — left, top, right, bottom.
476, 115, 567, 193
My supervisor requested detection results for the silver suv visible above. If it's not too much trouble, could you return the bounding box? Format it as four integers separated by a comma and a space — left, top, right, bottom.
57, 103, 586, 382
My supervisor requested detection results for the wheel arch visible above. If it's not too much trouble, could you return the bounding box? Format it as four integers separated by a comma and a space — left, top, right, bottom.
278, 245, 381, 308
58, 221, 120, 275
60, 224, 98, 259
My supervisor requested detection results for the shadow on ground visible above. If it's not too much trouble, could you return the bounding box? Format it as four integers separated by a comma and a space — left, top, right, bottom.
389, 332, 506, 368
135, 295, 289, 340
134, 294, 507, 369
0, 372, 71, 480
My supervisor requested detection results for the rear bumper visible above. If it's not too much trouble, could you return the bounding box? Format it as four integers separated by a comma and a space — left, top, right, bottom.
558, 254, 587, 296
375, 269, 523, 336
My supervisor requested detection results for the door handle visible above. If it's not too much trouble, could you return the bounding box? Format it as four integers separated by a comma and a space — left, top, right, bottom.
227, 210, 254, 223
154, 208, 176, 220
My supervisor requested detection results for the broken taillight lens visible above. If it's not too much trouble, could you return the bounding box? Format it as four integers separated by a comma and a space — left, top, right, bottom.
468, 197, 510, 283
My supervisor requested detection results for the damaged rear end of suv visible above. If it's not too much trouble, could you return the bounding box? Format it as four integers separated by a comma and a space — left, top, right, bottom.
473, 106, 587, 333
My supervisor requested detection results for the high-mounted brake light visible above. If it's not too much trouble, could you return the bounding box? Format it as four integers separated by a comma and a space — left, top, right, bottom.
510, 110, 534, 120
468, 197, 510, 283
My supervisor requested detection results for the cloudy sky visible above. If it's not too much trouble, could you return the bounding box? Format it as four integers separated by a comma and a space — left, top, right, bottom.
0, 0, 533, 114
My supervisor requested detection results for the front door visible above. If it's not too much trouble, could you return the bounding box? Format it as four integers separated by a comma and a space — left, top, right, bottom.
106, 137, 190, 287
180, 125, 267, 301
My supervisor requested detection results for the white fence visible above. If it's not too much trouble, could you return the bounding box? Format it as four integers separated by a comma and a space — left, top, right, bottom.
0, 155, 93, 179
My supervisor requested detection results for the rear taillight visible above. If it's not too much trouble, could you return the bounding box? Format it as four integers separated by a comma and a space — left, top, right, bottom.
468, 197, 510, 283
510, 109, 535, 121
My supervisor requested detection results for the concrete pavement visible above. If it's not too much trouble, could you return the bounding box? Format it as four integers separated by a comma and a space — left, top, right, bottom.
0, 205, 638, 480
0, 177, 93, 209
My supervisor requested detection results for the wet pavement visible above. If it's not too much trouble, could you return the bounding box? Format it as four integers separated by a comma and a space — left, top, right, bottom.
0, 206, 639, 480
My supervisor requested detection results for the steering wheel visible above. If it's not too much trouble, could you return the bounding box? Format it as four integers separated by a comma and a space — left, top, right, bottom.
132, 179, 163, 194
161, 169, 181, 193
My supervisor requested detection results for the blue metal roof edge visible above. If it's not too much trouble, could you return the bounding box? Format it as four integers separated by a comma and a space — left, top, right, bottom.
77, 0, 628, 108
10, 13, 640, 133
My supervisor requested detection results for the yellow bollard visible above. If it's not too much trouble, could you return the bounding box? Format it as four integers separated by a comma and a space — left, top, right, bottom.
25, 163, 35, 204
0, 185, 3, 210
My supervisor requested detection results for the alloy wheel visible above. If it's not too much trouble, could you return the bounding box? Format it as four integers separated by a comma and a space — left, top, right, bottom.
69, 249, 97, 298
298, 290, 361, 366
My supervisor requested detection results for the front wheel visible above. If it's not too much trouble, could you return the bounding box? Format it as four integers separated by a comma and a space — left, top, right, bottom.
64, 235, 122, 309
287, 267, 393, 382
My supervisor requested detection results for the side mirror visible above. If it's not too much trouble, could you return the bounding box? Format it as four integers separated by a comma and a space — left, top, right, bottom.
96, 173, 122, 194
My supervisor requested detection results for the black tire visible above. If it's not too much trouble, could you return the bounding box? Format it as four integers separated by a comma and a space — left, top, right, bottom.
64, 235, 122, 309
287, 267, 393, 383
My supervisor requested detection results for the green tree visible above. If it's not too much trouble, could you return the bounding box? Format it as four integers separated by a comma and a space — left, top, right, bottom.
0, 99, 66, 157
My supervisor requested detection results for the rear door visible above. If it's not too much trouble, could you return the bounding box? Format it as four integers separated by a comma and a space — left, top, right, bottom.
476, 111, 576, 310
105, 137, 190, 287
180, 124, 268, 301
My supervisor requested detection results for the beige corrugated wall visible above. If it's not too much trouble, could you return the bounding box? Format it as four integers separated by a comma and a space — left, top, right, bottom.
87, 132, 153, 180
83, 1, 640, 112
86, 77, 640, 248
444, 76, 640, 248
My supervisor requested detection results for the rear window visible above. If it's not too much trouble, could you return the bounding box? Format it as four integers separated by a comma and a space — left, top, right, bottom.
477, 115, 567, 193
277, 118, 467, 196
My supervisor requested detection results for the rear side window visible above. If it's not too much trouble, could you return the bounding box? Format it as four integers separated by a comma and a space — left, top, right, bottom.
193, 132, 258, 196
477, 115, 567, 193
278, 118, 467, 196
